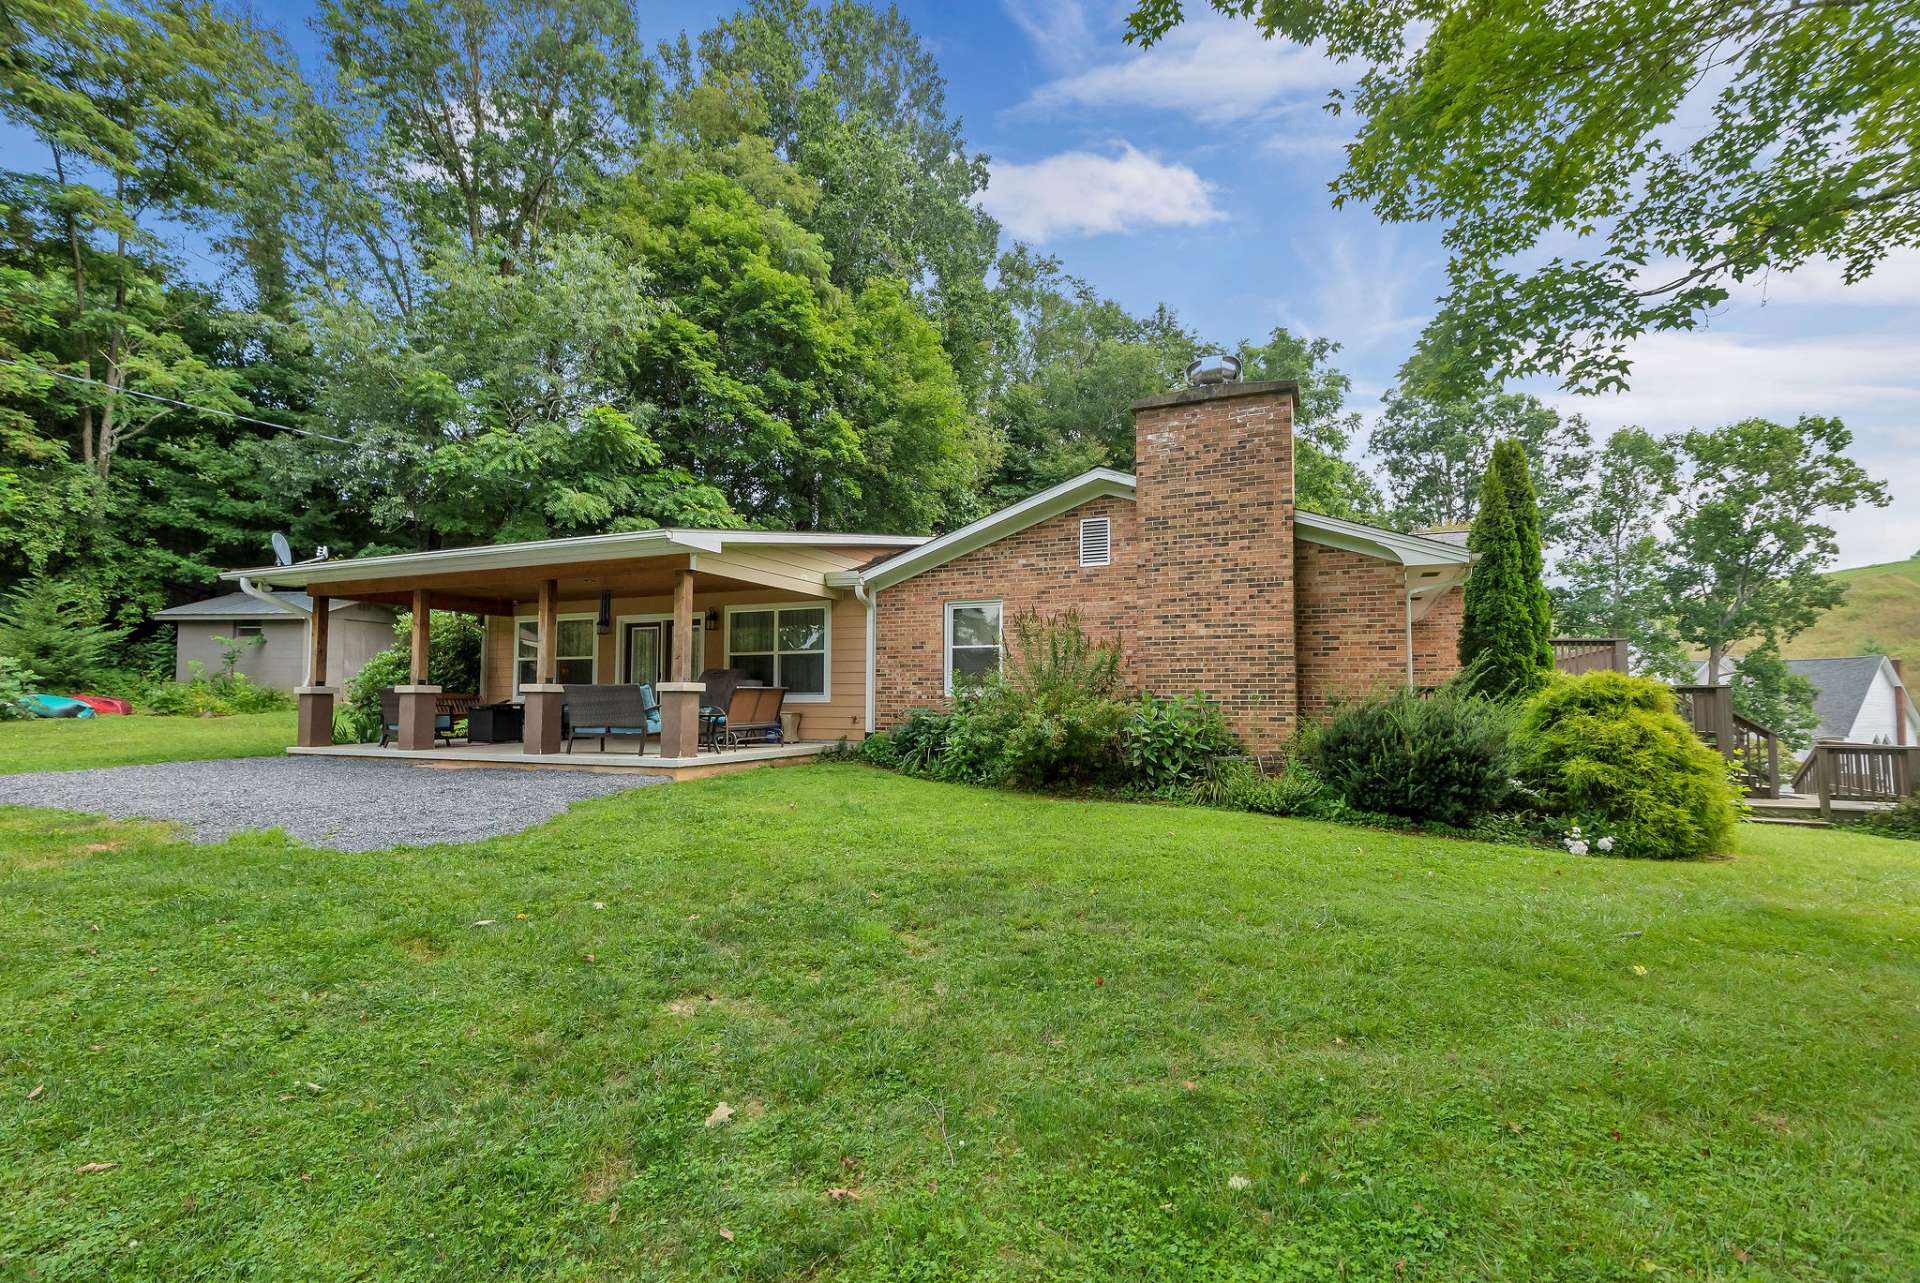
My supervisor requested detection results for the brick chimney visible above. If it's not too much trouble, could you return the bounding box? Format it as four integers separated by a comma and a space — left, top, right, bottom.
1129, 378, 1300, 749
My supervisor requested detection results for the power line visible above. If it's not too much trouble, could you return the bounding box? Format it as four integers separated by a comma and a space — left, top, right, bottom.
0, 356, 351, 444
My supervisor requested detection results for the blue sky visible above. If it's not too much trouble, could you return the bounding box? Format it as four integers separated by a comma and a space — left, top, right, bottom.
38, 0, 1920, 566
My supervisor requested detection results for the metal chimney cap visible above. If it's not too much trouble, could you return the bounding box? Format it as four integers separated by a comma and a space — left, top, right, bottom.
1185, 353, 1242, 386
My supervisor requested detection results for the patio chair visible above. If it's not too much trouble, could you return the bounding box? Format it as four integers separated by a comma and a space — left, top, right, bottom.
377, 687, 467, 747
564, 684, 659, 755
715, 685, 787, 748
696, 667, 747, 749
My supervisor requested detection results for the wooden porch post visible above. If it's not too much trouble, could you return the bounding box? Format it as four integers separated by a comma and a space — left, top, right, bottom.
295, 595, 335, 748
656, 565, 704, 759
396, 587, 441, 750
523, 577, 564, 754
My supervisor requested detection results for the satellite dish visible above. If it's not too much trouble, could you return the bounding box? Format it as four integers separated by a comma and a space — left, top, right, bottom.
270, 532, 293, 566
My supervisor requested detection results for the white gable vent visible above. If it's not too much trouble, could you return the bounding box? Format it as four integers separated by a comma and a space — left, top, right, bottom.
1079, 516, 1112, 567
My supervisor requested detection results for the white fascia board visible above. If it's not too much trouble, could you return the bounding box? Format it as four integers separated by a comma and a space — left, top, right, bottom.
220, 528, 928, 591
1296, 512, 1475, 567
861, 468, 1137, 592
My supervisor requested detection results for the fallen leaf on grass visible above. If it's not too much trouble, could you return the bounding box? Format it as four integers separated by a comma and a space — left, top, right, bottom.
1226, 1174, 1252, 1191
592, 902, 606, 910
1732, 1247, 1749, 1263
608, 1200, 619, 1225
1631, 964, 1648, 976
76, 1162, 118, 1174
1181, 1080, 1197, 1091
824, 1187, 863, 1201
471, 920, 496, 928
704, 1102, 733, 1128
717, 1227, 734, 1241
304, 1082, 323, 1093
583, 953, 597, 963
27, 1084, 44, 1101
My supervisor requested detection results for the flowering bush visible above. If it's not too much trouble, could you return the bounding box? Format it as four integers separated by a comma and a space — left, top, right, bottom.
1559, 822, 1618, 857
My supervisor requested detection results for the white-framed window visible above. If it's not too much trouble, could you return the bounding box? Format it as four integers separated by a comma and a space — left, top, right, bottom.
725, 603, 829, 702
1079, 516, 1111, 567
944, 600, 1003, 694
514, 614, 597, 691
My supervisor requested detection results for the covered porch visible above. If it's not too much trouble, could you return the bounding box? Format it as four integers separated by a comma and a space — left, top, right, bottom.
223, 528, 922, 770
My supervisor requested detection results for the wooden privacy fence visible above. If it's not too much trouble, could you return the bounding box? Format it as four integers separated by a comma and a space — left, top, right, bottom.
1551, 637, 1630, 675
1672, 684, 1781, 798
1793, 742, 1919, 819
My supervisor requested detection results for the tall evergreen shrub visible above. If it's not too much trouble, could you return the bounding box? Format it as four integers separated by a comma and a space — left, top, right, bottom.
1459, 440, 1554, 699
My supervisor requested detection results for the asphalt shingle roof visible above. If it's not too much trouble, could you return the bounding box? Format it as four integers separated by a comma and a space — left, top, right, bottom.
151, 591, 336, 620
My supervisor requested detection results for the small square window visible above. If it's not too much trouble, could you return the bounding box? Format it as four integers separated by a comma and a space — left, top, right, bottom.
1079, 516, 1111, 567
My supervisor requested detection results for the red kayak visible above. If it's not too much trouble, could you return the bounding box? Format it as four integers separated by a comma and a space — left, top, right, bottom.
68, 694, 133, 716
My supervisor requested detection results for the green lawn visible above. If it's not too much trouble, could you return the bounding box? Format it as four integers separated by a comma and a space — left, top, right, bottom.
0, 710, 297, 775
3, 767, 1917, 1281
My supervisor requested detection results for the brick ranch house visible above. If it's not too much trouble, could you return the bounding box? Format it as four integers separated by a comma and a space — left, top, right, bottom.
228, 377, 1472, 768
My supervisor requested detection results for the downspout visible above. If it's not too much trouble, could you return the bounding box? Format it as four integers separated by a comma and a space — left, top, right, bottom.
1404, 572, 1416, 688
854, 579, 877, 734
239, 575, 315, 686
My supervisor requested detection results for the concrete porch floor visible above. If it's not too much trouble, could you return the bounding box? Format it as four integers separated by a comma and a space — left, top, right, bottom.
287, 738, 830, 780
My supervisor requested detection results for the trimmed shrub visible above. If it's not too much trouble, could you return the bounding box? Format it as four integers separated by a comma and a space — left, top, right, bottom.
1459, 441, 1554, 700
1305, 685, 1516, 827
1514, 671, 1740, 859
1125, 693, 1242, 794
1857, 794, 1920, 842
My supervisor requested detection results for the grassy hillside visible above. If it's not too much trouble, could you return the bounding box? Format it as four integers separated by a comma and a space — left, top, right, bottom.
1776, 556, 1920, 668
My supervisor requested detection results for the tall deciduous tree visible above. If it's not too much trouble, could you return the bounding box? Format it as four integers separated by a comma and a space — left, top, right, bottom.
1661, 416, 1888, 681
1459, 441, 1553, 699
1369, 384, 1591, 544
1235, 327, 1381, 520
1125, 0, 1920, 395
1551, 428, 1690, 680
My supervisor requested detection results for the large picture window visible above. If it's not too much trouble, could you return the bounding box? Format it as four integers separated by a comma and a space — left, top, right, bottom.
944, 600, 1003, 693
516, 616, 596, 691
727, 604, 828, 700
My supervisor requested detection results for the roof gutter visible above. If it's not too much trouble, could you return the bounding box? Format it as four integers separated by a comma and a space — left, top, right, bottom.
238, 576, 317, 686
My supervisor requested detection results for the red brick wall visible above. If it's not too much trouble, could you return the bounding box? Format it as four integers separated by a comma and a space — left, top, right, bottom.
1411, 586, 1466, 688
1133, 383, 1297, 748
1295, 541, 1408, 721
871, 495, 1142, 724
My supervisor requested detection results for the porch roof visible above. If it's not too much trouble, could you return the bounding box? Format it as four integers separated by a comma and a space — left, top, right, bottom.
221, 528, 929, 609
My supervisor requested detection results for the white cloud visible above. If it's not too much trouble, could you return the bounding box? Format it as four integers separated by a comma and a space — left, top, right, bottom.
1271, 225, 1435, 352
980, 143, 1226, 241
1000, 0, 1094, 73
1530, 329, 1920, 569
1020, 14, 1348, 125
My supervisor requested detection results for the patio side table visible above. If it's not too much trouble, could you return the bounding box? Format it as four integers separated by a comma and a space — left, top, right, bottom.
467, 703, 524, 745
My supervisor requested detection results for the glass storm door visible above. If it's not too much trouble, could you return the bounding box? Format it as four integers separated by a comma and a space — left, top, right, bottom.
623, 621, 702, 685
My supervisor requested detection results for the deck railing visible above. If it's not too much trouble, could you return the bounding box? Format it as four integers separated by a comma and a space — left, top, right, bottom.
1672, 683, 1782, 798
1792, 742, 1919, 818
1551, 637, 1630, 675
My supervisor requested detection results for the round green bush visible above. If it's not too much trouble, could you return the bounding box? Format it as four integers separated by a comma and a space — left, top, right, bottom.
1514, 671, 1740, 859
1305, 685, 1515, 827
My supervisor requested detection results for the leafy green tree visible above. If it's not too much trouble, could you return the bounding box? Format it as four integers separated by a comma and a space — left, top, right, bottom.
1369, 383, 1591, 544
1125, 0, 1920, 395
1459, 441, 1553, 699
1551, 428, 1690, 680
1235, 327, 1381, 519
1729, 648, 1820, 749
0, 0, 283, 486
607, 169, 986, 531
1661, 416, 1888, 682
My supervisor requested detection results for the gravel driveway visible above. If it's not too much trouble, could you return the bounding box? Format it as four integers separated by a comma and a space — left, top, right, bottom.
0, 757, 666, 851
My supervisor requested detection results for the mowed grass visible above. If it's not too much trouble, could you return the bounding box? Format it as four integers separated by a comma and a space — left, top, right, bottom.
0, 711, 297, 775
3, 767, 1918, 1281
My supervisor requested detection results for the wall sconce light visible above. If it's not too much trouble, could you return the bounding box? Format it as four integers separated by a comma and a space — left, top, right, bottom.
704, 608, 721, 629
596, 591, 612, 635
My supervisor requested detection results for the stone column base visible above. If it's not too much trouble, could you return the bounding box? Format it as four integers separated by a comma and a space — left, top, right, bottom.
656, 681, 706, 759
295, 686, 337, 748
522, 684, 564, 755
395, 684, 442, 751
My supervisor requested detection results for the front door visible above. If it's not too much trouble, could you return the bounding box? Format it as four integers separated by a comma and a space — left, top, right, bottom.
622, 620, 702, 686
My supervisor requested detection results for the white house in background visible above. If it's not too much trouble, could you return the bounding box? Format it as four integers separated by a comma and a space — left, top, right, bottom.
1691, 653, 1916, 745
153, 592, 399, 691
